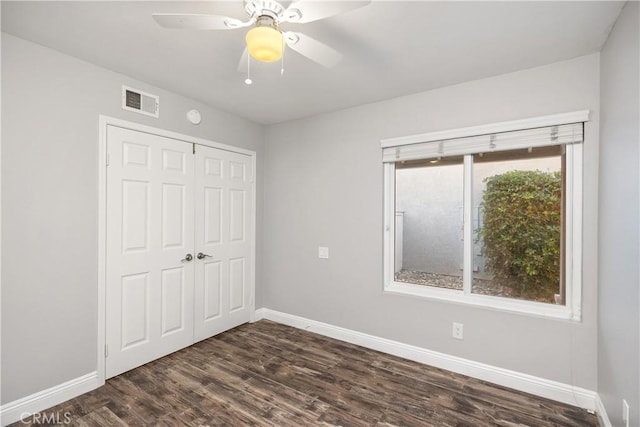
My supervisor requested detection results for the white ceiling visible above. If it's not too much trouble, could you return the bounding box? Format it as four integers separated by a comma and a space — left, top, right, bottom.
2, 1, 624, 124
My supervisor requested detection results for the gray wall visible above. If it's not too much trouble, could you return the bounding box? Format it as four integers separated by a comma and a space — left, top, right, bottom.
263, 53, 600, 388
598, 1, 640, 425
1, 34, 264, 404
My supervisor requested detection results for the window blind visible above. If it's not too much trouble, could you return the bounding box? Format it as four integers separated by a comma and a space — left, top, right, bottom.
382, 122, 584, 163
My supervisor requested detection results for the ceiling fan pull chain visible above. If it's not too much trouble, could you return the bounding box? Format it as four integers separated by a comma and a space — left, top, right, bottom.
245, 49, 253, 85
281, 37, 285, 76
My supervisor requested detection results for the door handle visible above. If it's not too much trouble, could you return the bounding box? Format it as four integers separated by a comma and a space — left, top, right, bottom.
196, 252, 212, 260
181, 253, 193, 262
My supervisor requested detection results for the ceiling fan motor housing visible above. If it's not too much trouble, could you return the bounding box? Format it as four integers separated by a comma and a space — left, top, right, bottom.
245, 0, 286, 20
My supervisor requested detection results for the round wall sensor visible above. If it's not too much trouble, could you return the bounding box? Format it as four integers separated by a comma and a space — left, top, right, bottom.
186, 109, 201, 125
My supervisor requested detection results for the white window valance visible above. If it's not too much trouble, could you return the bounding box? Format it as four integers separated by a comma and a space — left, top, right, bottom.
381, 111, 588, 163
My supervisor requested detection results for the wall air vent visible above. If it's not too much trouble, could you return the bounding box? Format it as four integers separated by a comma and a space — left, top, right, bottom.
122, 85, 159, 118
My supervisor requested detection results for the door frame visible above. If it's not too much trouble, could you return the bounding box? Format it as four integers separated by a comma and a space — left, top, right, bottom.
97, 115, 257, 384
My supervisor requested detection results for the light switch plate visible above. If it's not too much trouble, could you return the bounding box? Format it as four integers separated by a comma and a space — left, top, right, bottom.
318, 247, 329, 259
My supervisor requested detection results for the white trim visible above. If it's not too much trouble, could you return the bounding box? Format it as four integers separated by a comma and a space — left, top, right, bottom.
0, 372, 99, 427
249, 153, 258, 323
594, 394, 612, 427
567, 143, 583, 321
259, 308, 600, 412
382, 163, 395, 291
97, 115, 257, 384
383, 120, 584, 321
463, 155, 473, 293
382, 123, 583, 163
381, 110, 590, 148
385, 282, 575, 320
100, 116, 256, 157
97, 116, 108, 386
0, 27, 3, 415
252, 307, 267, 322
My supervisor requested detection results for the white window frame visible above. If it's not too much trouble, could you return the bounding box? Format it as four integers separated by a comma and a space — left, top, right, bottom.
382, 111, 588, 321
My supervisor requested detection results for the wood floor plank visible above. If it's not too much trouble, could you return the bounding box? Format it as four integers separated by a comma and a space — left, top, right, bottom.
371, 350, 595, 426
9, 320, 599, 427
330, 360, 559, 427
193, 331, 391, 424
202, 357, 329, 424
221, 323, 575, 426
233, 327, 344, 367
83, 406, 130, 427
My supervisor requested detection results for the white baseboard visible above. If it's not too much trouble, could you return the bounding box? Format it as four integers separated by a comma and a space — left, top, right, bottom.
0, 372, 101, 427
594, 394, 613, 427
256, 308, 601, 413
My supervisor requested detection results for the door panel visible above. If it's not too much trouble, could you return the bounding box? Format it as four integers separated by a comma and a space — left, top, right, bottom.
160, 267, 185, 336
229, 257, 245, 311
120, 273, 149, 349
161, 184, 186, 249
162, 149, 186, 173
205, 157, 222, 177
122, 180, 149, 252
123, 142, 150, 168
229, 161, 245, 180
204, 187, 222, 244
229, 189, 245, 242
204, 261, 222, 320
106, 126, 195, 378
194, 146, 252, 341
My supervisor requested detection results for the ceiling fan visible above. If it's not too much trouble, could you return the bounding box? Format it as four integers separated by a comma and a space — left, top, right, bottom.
152, 0, 370, 73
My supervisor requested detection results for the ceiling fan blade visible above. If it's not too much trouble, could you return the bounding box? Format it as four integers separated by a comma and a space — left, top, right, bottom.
152, 13, 252, 30
282, 1, 371, 24
237, 47, 249, 73
284, 31, 342, 68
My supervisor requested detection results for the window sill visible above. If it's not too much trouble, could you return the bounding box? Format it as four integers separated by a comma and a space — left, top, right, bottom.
384, 281, 579, 321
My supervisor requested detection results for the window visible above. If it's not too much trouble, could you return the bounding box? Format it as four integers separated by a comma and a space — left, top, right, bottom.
382, 112, 587, 320
394, 157, 465, 292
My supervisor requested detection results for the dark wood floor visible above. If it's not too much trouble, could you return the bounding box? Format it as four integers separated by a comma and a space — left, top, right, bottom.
16, 320, 598, 426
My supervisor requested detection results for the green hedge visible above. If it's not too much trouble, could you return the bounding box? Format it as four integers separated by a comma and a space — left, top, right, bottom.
478, 170, 561, 302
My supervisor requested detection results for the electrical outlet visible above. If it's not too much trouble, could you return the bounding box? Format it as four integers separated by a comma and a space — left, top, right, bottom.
452, 322, 464, 340
623, 399, 629, 427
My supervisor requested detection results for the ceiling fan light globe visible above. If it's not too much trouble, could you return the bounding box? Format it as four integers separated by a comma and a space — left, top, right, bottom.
245, 26, 283, 62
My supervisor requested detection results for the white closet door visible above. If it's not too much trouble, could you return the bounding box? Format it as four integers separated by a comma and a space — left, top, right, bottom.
106, 126, 195, 378
194, 145, 253, 341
